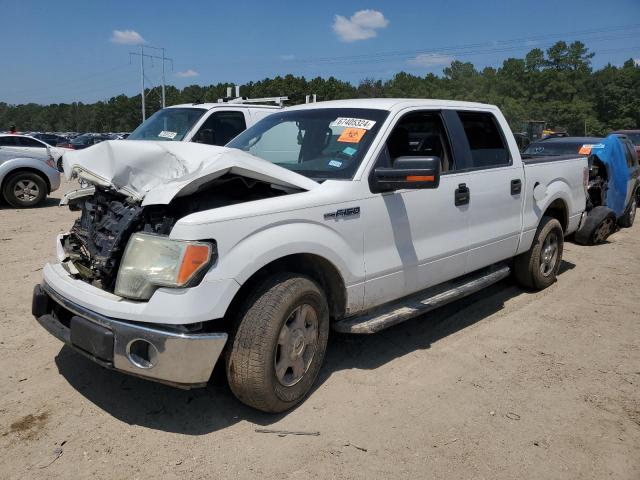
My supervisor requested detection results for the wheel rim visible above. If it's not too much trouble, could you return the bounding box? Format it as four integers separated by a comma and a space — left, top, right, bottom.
13, 179, 40, 203
274, 304, 318, 387
593, 217, 614, 243
539, 231, 559, 277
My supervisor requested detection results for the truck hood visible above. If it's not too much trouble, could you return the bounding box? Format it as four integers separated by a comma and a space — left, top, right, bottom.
62, 140, 318, 205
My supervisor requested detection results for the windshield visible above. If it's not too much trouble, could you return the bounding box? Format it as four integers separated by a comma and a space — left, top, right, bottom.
227, 108, 388, 180
128, 107, 207, 141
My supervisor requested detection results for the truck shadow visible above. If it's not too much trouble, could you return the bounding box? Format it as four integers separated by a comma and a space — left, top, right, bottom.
54, 260, 575, 435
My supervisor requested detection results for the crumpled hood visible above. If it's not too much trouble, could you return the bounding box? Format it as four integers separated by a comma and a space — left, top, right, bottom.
62, 140, 318, 205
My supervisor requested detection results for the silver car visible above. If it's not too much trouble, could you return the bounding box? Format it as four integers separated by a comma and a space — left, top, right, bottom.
0, 135, 61, 207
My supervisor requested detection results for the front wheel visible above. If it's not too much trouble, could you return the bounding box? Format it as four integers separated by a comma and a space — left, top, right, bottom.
226, 273, 329, 413
514, 216, 564, 290
2, 172, 47, 208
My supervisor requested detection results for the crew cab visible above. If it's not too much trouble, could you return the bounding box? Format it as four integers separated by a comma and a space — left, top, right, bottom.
32, 99, 588, 412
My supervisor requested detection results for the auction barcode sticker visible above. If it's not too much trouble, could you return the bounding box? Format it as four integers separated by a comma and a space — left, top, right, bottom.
330, 118, 376, 130
158, 130, 177, 139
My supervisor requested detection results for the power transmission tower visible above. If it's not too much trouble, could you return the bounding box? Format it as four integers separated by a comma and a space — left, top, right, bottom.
129, 45, 173, 121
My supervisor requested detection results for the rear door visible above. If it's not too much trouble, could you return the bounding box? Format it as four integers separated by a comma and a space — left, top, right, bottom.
446, 111, 523, 273
15, 136, 49, 159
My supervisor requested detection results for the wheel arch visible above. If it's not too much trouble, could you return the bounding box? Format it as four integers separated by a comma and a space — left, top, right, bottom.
542, 198, 569, 233
224, 253, 348, 324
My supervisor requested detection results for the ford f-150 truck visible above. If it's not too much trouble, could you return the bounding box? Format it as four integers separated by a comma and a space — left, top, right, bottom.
32, 99, 588, 412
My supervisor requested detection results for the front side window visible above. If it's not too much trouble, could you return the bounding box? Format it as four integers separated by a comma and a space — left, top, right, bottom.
227, 108, 389, 180
381, 111, 453, 172
0, 136, 18, 147
458, 112, 510, 168
192, 111, 247, 146
128, 107, 207, 141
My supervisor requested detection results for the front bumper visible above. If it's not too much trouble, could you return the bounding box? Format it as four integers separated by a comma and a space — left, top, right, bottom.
32, 283, 227, 388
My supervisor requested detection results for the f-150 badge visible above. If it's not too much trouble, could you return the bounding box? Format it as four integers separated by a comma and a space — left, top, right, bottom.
324, 207, 360, 220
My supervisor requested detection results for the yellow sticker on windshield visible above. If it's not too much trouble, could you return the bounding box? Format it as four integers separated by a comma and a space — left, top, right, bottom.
338, 128, 366, 143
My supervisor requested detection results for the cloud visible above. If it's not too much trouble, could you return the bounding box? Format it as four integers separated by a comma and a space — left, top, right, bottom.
280, 54, 295, 61
332, 10, 389, 42
525, 39, 539, 47
635, 58, 640, 67
176, 69, 199, 78
409, 53, 454, 68
110, 29, 146, 45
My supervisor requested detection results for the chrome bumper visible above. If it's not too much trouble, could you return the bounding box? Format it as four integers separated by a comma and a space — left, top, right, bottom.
33, 282, 227, 388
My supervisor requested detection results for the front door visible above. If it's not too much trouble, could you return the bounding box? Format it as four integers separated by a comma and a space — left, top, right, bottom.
363, 110, 471, 308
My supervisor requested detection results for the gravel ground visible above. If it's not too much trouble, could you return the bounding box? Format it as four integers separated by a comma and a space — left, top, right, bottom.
0, 179, 639, 479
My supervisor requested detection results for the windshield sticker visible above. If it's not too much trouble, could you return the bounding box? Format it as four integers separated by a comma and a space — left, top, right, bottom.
578, 143, 604, 155
158, 130, 177, 139
338, 127, 367, 143
331, 118, 376, 130
342, 146, 357, 156
328, 160, 343, 168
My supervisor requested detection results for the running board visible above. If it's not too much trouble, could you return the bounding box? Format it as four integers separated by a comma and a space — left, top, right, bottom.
333, 265, 511, 334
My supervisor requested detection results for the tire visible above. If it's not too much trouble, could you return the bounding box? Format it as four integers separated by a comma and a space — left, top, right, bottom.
514, 216, 564, 290
574, 206, 617, 245
226, 273, 330, 413
618, 197, 637, 228
2, 172, 47, 208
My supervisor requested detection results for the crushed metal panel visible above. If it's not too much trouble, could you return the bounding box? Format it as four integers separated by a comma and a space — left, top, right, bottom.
62, 140, 318, 206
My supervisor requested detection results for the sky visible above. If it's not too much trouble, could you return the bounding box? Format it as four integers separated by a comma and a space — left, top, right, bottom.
1, 0, 639, 105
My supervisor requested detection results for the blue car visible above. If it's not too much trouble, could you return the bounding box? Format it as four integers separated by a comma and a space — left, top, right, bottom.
575, 134, 640, 244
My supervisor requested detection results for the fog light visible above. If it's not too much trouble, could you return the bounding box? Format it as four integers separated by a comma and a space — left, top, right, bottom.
126, 339, 158, 369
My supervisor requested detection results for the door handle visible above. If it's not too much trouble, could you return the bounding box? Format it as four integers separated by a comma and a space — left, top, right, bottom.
511, 179, 522, 195
455, 183, 470, 206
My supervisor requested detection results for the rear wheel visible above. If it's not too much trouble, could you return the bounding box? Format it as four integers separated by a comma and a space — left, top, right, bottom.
225, 273, 329, 413
2, 172, 47, 208
514, 216, 564, 290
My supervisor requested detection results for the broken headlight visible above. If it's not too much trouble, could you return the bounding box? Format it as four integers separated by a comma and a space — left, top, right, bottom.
114, 233, 214, 300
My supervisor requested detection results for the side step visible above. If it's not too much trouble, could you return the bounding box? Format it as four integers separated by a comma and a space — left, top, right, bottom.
332, 264, 511, 334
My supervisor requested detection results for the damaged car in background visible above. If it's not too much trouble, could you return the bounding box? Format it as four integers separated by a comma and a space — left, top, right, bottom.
33, 100, 588, 413
573, 134, 639, 244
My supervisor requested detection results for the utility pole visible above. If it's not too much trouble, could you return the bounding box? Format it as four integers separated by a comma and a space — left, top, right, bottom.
140, 45, 145, 121
129, 45, 173, 121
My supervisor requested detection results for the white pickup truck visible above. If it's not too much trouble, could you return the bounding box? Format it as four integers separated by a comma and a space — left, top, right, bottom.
33, 99, 588, 412
126, 98, 283, 146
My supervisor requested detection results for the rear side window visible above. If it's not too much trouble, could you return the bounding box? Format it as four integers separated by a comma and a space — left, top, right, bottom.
457, 112, 510, 168
18, 137, 46, 148
623, 141, 637, 167
193, 111, 247, 146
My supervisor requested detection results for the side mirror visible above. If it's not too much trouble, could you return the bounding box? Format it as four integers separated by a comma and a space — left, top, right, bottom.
372, 156, 441, 193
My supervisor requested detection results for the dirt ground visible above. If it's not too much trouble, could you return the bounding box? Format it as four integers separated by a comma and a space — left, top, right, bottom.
0, 179, 639, 480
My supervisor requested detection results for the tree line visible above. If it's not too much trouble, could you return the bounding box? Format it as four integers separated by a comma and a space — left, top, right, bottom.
1, 41, 638, 136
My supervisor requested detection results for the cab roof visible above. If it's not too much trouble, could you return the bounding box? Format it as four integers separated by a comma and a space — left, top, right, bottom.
286, 98, 499, 112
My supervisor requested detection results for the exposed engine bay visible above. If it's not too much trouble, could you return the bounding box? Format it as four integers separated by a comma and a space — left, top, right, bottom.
62, 175, 288, 291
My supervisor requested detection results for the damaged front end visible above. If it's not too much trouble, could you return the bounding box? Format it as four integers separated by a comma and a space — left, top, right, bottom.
57, 140, 317, 297
62, 188, 168, 290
